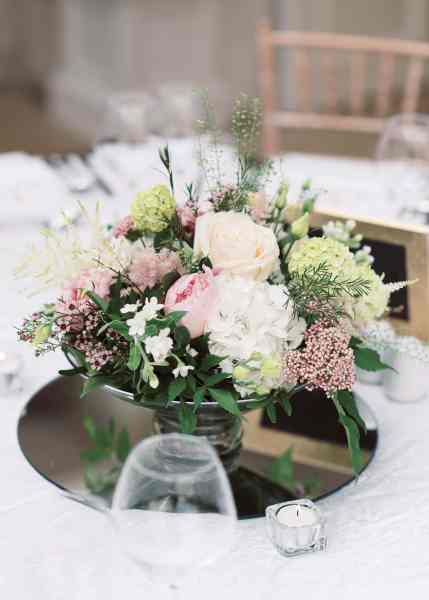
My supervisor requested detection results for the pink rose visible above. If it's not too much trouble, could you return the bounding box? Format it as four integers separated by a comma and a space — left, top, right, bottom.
177, 206, 196, 232
164, 269, 219, 338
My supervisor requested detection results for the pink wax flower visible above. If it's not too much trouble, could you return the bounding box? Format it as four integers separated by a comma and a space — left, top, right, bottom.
113, 215, 135, 239
177, 206, 196, 232
283, 321, 356, 396
164, 268, 220, 338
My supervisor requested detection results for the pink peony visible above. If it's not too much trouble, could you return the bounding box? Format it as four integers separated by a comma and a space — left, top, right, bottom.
58, 268, 114, 310
113, 215, 135, 238
164, 268, 220, 338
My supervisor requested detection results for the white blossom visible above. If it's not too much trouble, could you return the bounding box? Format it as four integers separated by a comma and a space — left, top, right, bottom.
126, 297, 164, 337
144, 328, 173, 363
173, 364, 195, 378
120, 302, 141, 314
186, 345, 198, 358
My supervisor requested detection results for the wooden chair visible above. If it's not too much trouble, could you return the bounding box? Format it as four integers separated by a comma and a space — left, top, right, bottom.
258, 20, 429, 155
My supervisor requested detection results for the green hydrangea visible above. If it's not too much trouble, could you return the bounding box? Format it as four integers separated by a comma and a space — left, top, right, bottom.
288, 237, 355, 277
131, 185, 176, 233
350, 264, 390, 322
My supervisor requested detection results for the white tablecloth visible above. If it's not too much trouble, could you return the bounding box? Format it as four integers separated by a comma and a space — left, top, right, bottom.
1, 151, 429, 599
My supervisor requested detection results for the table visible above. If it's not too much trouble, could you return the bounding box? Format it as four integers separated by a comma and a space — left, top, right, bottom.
1, 151, 429, 599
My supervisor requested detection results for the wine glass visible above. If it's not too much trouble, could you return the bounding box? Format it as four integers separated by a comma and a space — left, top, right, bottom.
376, 113, 429, 223
111, 433, 237, 585
96, 92, 156, 145
157, 82, 200, 138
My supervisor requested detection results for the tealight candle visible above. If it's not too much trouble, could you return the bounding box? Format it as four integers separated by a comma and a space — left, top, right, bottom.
266, 499, 327, 557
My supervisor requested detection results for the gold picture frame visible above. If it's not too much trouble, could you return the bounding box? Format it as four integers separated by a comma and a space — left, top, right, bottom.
311, 208, 429, 341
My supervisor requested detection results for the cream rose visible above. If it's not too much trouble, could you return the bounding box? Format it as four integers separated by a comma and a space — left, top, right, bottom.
193, 211, 279, 281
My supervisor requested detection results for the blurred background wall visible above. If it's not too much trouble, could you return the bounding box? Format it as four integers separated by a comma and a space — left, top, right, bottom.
0, 0, 429, 152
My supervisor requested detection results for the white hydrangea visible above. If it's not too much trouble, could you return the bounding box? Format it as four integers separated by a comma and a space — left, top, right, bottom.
206, 274, 306, 383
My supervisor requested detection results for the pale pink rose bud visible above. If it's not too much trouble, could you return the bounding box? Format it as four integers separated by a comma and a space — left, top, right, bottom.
164, 268, 219, 338
177, 206, 196, 232
113, 215, 135, 238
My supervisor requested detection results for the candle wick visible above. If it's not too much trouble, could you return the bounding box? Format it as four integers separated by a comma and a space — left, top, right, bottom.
296, 506, 300, 519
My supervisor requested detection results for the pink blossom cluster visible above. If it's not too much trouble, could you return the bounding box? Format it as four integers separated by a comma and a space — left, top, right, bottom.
283, 321, 356, 396
128, 248, 183, 291
113, 215, 136, 239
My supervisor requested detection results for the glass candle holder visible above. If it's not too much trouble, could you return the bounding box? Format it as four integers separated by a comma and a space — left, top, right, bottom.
266, 499, 327, 557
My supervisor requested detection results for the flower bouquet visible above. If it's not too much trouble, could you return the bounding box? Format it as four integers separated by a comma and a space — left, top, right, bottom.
17, 96, 408, 474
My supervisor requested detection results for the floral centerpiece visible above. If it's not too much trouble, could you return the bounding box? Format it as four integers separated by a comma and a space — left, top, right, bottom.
17, 96, 408, 474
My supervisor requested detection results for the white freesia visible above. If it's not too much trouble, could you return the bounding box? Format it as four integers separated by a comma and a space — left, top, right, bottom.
193, 211, 279, 281
127, 297, 164, 337
144, 328, 173, 363
120, 302, 142, 314
205, 275, 306, 390
173, 364, 195, 378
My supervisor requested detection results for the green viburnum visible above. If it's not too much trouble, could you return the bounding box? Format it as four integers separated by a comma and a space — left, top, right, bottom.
131, 185, 176, 233
350, 264, 390, 322
288, 237, 355, 277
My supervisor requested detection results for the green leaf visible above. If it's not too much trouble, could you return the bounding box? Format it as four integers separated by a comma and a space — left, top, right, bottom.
127, 343, 141, 371
200, 354, 226, 372
354, 347, 392, 372
80, 447, 110, 463
266, 403, 277, 423
269, 447, 295, 489
81, 376, 113, 397
174, 326, 191, 349
187, 375, 197, 393
204, 372, 231, 386
338, 412, 364, 475
208, 388, 241, 416
108, 320, 132, 341
168, 378, 187, 403
58, 366, 86, 376
337, 390, 367, 433
161, 270, 181, 292
280, 396, 293, 416
349, 336, 364, 349
193, 388, 206, 412
178, 403, 197, 434
116, 428, 131, 462
83, 415, 97, 441
86, 290, 108, 313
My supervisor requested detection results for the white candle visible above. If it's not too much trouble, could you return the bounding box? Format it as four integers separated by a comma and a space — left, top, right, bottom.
277, 504, 318, 527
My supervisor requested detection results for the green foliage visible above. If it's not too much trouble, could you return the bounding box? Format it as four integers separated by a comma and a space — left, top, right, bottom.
332, 391, 364, 475
353, 346, 392, 372
81, 416, 131, 494
268, 447, 321, 497
208, 388, 241, 416
288, 262, 371, 321
178, 403, 198, 434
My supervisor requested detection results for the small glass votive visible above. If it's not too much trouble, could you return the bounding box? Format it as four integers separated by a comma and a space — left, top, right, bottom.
0, 351, 22, 395
266, 499, 327, 557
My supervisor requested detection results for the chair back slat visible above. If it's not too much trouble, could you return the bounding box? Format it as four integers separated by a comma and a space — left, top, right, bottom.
350, 52, 367, 114
321, 52, 337, 113
258, 23, 429, 154
376, 53, 395, 116
295, 48, 312, 112
403, 58, 424, 113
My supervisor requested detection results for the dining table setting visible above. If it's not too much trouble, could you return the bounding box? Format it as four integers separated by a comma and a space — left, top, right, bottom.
2, 120, 429, 600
